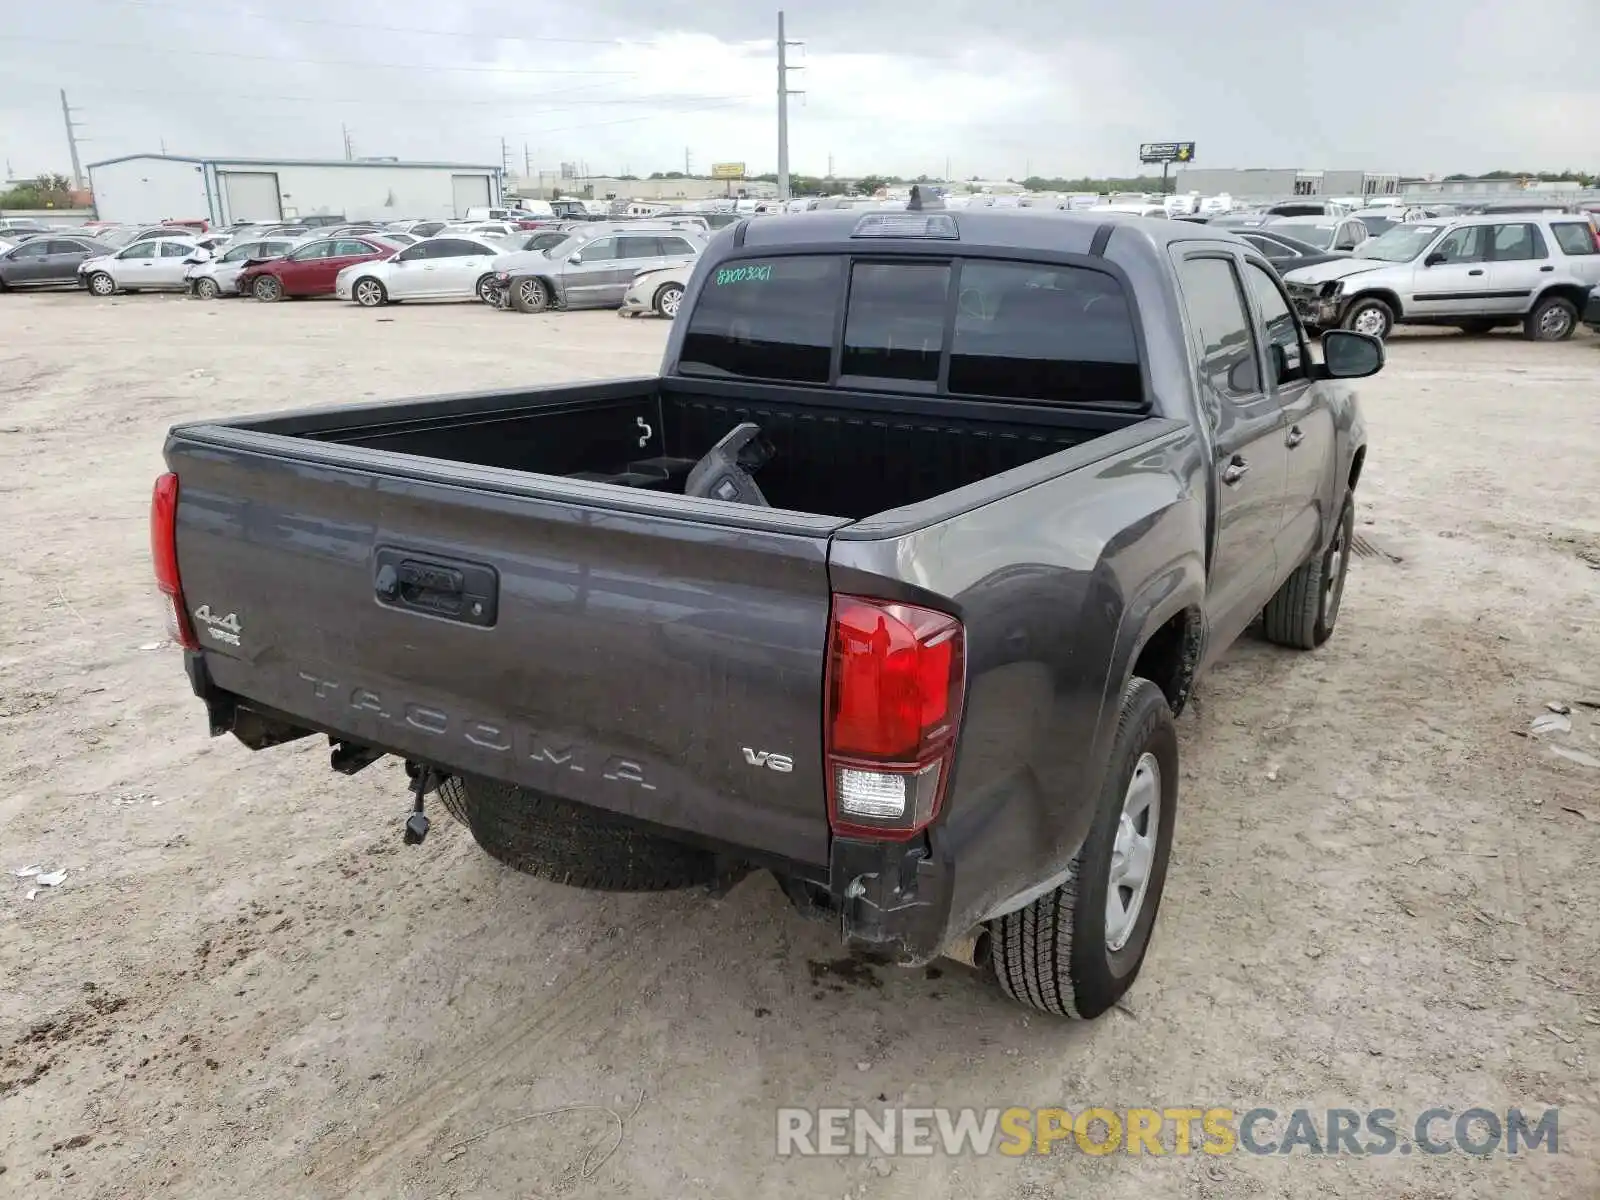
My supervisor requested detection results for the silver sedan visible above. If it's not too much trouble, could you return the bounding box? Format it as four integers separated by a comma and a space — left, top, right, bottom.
334, 234, 509, 306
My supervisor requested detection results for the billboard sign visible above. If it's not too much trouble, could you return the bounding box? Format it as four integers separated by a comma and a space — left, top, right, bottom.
711, 162, 747, 179
1139, 142, 1196, 165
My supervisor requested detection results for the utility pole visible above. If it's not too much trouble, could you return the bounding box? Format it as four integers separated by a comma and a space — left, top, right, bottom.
776, 11, 804, 202
341, 123, 353, 161
684, 146, 692, 176
945, 155, 951, 182
500, 136, 512, 180
524, 142, 531, 178
60, 89, 87, 189
826, 151, 833, 179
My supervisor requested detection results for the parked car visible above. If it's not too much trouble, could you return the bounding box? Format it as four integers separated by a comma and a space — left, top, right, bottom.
1282, 212, 1600, 340
0, 219, 53, 236
1583, 289, 1600, 333
1230, 228, 1350, 274
335, 234, 507, 306
77, 237, 202, 295
384, 232, 421, 246
257, 225, 312, 241
237, 235, 401, 301
1263, 214, 1370, 252
153, 209, 1381, 1020
387, 220, 447, 237
0, 235, 115, 290
1348, 209, 1399, 237
185, 238, 299, 298
618, 259, 692, 317
488, 227, 707, 312
1265, 200, 1350, 218
297, 215, 348, 228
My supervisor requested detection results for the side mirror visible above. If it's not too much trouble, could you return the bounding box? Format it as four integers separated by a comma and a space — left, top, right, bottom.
568, 253, 583, 265
1424, 252, 1446, 267
1318, 330, 1385, 379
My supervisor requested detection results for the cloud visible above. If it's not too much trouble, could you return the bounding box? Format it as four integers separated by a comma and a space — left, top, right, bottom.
1, 0, 1596, 182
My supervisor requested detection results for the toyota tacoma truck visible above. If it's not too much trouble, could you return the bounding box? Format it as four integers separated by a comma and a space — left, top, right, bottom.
153, 208, 1381, 1019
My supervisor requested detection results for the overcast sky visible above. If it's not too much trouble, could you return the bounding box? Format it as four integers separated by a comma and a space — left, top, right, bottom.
2, 0, 1597, 183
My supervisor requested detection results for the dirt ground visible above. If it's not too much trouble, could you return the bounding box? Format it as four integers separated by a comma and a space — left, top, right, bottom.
1, 292, 1597, 1199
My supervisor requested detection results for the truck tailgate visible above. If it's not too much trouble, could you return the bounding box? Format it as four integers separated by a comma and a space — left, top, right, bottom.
168, 432, 846, 866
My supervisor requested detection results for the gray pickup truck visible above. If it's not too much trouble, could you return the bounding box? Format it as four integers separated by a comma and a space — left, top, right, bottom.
153, 208, 1381, 1019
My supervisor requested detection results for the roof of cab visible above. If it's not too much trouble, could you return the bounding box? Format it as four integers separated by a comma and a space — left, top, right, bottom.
730, 207, 1222, 262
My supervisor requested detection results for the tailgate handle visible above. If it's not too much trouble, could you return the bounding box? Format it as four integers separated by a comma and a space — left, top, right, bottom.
374, 548, 498, 627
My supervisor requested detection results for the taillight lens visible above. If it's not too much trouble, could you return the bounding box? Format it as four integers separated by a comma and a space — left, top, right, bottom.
150, 472, 198, 649
825, 595, 965, 840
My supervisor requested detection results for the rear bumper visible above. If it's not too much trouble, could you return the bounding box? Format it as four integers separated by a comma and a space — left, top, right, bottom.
183, 649, 960, 963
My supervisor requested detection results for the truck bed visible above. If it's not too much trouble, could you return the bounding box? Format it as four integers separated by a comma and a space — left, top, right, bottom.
221, 376, 1137, 520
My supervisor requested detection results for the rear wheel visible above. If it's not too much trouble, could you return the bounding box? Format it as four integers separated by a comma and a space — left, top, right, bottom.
511, 276, 550, 313
194, 277, 219, 300
87, 271, 115, 297
352, 277, 386, 307
438, 774, 725, 890
1524, 296, 1577, 342
988, 677, 1178, 1019
1262, 493, 1355, 649
252, 275, 284, 302
475, 273, 497, 304
654, 282, 685, 318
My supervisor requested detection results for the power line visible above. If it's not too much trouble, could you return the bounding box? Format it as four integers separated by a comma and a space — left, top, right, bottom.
77, 0, 668, 45
0, 34, 635, 74
67, 84, 746, 113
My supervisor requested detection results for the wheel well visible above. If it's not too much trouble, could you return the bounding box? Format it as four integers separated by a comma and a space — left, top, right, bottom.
1132, 608, 1202, 716
1347, 289, 1403, 319
1532, 284, 1587, 311
654, 280, 683, 301
1347, 446, 1366, 492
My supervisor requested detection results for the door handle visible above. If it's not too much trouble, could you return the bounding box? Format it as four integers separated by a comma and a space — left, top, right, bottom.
1286, 426, 1305, 449
1467, 269, 1484, 276
1222, 457, 1250, 486
1539, 265, 1554, 272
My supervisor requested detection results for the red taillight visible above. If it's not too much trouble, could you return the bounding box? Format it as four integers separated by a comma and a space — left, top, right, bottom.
150, 472, 198, 649
825, 595, 965, 841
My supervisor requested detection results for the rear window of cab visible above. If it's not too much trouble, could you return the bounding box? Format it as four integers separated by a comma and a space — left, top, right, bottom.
677, 255, 1143, 408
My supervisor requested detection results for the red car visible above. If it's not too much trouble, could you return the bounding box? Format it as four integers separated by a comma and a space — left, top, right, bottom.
239, 235, 399, 301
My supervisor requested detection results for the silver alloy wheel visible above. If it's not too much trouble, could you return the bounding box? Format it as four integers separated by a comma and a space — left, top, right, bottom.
89, 272, 114, 296
518, 278, 545, 308
354, 278, 384, 307
658, 285, 683, 317
1323, 520, 1348, 626
1106, 752, 1161, 952
1539, 305, 1573, 340
477, 276, 495, 303
196, 277, 218, 299
1352, 306, 1387, 337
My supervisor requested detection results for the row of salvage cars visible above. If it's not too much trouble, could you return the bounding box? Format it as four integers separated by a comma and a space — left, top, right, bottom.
0, 215, 717, 320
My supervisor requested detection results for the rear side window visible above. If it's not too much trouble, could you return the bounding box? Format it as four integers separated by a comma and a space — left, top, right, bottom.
1490, 223, 1546, 261
1550, 222, 1598, 255
680, 256, 844, 383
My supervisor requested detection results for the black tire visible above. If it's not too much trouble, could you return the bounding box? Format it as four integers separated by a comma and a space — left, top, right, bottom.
988, 677, 1178, 1019
654, 283, 685, 319
510, 276, 550, 313
1523, 296, 1577, 342
1262, 492, 1355, 650
1341, 297, 1394, 340
352, 276, 387, 307
87, 272, 115, 297
474, 273, 497, 305
438, 774, 724, 891
253, 275, 284, 302
1455, 318, 1495, 335
194, 277, 219, 300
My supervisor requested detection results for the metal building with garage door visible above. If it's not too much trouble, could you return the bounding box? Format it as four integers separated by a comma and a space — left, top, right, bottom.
86, 155, 503, 226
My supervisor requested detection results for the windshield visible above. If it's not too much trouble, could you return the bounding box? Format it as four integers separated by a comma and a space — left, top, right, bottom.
1356, 224, 1443, 262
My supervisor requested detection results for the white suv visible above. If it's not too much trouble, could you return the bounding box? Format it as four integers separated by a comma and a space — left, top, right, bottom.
1281, 212, 1600, 340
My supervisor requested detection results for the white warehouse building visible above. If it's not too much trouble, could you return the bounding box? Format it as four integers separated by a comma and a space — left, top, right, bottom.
86, 154, 503, 226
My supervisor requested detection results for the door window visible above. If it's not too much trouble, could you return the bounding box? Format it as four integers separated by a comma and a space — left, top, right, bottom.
160, 242, 193, 257
1176, 257, 1262, 400
617, 236, 662, 260
46, 240, 89, 255
1430, 226, 1487, 264
427, 238, 485, 257
574, 237, 616, 263
659, 236, 699, 257
333, 239, 378, 256
10, 241, 50, 258
222, 243, 261, 263
1244, 261, 1305, 384
118, 242, 159, 260
288, 241, 334, 261
1550, 222, 1598, 256
395, 243, 431, 262
1488, 223, 1546, 261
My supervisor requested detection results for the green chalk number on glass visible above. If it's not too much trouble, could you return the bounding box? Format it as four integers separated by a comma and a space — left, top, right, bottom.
715, 264, 774, 286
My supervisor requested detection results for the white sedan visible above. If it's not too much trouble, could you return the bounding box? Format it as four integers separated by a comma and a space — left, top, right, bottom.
619, 260, 692, 318
79, 236, 203, 295
334, 234, 508, 306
